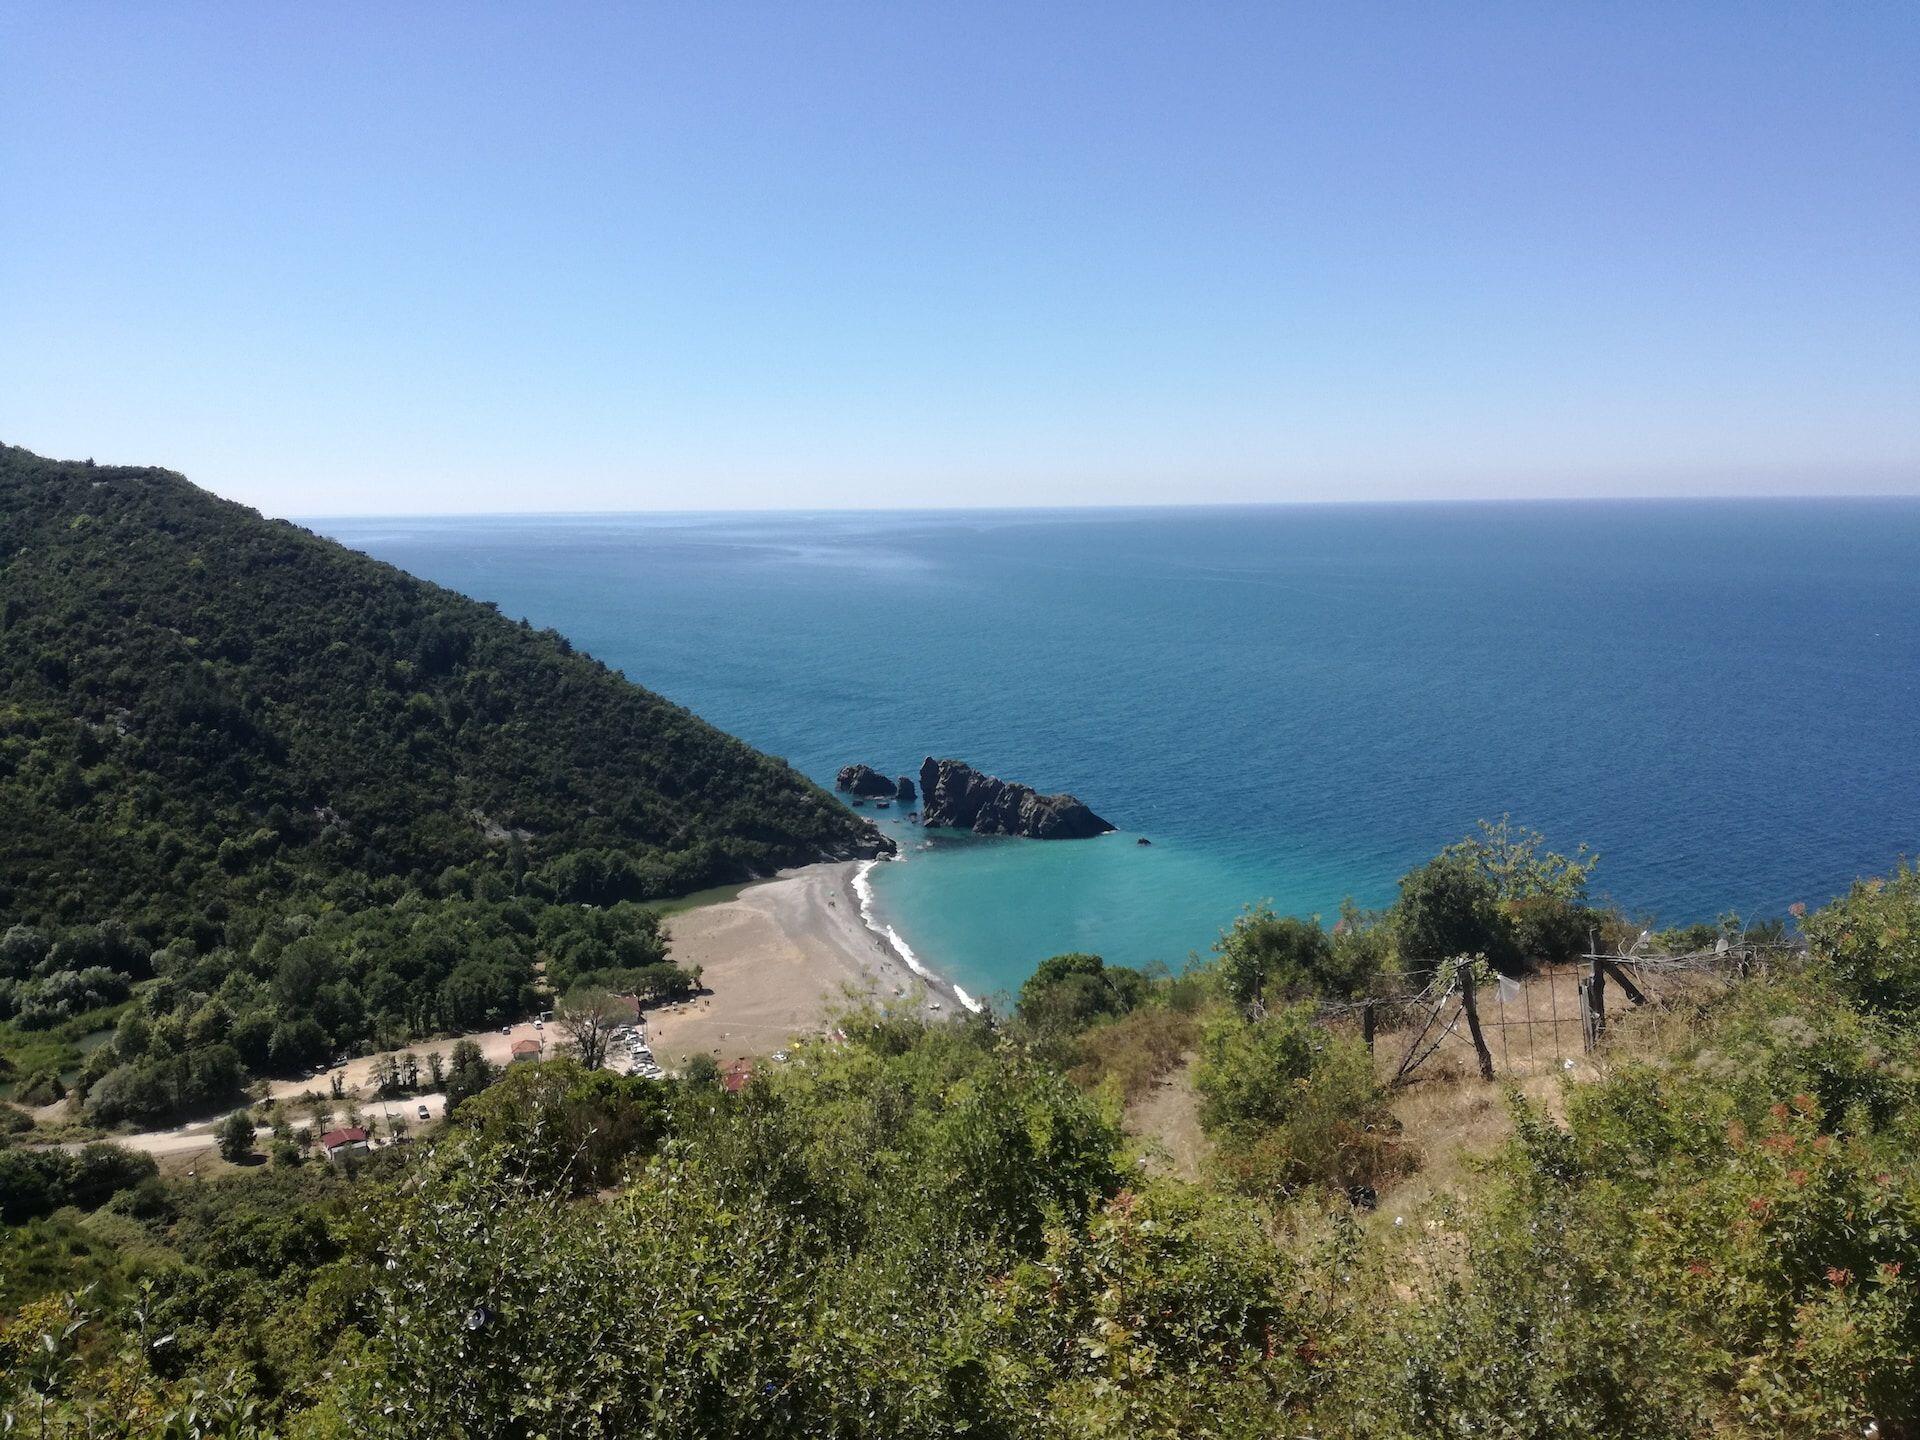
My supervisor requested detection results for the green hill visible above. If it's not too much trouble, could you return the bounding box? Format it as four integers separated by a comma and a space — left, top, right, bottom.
0, 444, 884, 1117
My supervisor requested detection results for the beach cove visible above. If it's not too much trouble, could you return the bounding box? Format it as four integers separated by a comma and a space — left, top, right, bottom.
649, 860, 977, 1069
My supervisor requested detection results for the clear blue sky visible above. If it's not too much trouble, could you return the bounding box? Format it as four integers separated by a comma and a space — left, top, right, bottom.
3, 3, 1916, 513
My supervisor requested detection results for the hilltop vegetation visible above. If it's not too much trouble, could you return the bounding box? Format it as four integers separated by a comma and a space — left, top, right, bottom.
4, 860, 1918, 1438
0, 444, 882, 1116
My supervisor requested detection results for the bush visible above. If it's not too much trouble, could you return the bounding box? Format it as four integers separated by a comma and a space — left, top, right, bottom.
1215, 904, 1381, 1005
1017, 952, 1147, 1034
1805, 863, 1920, 1016
1393, 853, 1521, 977
1194, 1007, 1408, 1197
11, 1068, 64, 1106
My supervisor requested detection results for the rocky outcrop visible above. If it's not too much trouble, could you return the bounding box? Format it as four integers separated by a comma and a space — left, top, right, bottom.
916, 757, 1115, 840
836, 763, 898, 797
826, 823, 896, 861
895, 775, 917, 802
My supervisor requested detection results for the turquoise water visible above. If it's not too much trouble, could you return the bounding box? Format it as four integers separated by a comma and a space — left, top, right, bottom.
317, 503, 1920, 1004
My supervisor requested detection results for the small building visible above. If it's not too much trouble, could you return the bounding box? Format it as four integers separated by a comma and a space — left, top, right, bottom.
608, 994, 643, 1024
318, 1126, 370, 1165
510, 1037, 543, 1064
720, 1059, 754, 1094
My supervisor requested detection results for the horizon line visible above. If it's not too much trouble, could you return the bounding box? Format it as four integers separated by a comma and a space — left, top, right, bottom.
295, 490, 1920, 523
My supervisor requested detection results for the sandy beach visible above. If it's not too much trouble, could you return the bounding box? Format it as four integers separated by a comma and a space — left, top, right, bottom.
647, 860, 961, 1067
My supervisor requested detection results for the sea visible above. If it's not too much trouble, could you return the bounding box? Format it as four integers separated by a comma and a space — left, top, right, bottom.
316, 501, 1920, 1006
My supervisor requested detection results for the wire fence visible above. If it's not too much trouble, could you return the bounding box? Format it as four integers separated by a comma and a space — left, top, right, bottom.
1296, 939, 1803, 1088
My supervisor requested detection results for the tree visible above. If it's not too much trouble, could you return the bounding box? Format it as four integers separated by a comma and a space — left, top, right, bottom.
1393, 853, 1521, 977
444, 1038, 497, 1110
556, 987, 626, 1071
1211, 906, 1363, 1007
1441, 815, 1597, 903
1016, 953, 1146, 1033
215, 1109, 257, 1164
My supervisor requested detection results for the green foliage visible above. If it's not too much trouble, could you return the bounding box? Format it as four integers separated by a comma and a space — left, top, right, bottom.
7, 969, 1920, 1437
1442, 813, 1598, 903
441, 1038, 497, 1112
452, 1059, 670, 1192
215, 1110, 257, 1164
1193, 1007, 1408, 1198
0, 1143, 157, 1224
0, 444, 878, 1105
1016, 951, 1148, 1033
1214, 902, 1383, 1006
1805, 862, 1920, 1016
1066, 1001, 1203, 1103
1393, 851, 1523, 976
342, 1017, 1125, 1437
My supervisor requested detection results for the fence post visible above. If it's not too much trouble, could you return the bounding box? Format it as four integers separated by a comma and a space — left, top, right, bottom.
1362, 1001, 1376, 1053
1457, 963, 1494, 1081
1589, 952, 1606, 1044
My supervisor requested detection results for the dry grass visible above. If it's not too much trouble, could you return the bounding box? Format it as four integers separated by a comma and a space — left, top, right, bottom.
1122, 1055, 1210, 1182
1117, 964, 1737, 1232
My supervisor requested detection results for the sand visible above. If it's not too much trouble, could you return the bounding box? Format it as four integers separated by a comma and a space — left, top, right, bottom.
648, 860, 958, 1066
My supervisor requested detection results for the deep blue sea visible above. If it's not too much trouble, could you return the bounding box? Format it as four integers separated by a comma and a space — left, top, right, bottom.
316, 503, 1920, 1003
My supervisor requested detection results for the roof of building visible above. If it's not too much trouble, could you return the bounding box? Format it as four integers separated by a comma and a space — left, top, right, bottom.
720, 1059, 754, 1094
510, 1038, 543, 1056
318, 1126, 368, 1150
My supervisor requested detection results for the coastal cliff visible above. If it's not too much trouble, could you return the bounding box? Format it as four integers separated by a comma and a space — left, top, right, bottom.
917, 757, 1115, 839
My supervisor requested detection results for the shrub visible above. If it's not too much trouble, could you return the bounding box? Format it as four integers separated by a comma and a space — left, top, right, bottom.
1017, 952, 1147, 1033
1213, 906, 1361, 1006
1804, 863, 1920, 1016
1393, 853, 1521, 977
1195, 1006, 1409, 1198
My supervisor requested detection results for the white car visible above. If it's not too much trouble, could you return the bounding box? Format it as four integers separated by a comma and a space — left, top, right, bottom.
417, 1104, 431, 1121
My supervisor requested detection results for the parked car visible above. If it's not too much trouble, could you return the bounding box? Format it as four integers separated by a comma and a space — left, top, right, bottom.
417, 1104, 431, 1120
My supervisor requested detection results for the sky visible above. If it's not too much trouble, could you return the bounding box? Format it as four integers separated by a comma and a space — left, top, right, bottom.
2, 3, 1917, 514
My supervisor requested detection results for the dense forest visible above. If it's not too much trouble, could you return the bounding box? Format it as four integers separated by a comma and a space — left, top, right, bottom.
0, 444, 884, 1116
2, 853, 1916, 1438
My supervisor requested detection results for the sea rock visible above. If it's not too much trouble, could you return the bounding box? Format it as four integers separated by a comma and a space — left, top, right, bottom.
836, 763, 898, 797
916, 757, 1115, 840
1137, 836, 1152, 846
896, 775, 917, 802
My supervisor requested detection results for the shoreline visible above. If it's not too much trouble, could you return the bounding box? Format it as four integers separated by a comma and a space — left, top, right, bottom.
648, 858, 975, 1067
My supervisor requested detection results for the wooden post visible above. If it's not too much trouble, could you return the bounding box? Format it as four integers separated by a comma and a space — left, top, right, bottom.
1598, 959, 1648, 1007
1457, 964, 1494, 1081
1362, 1001, 1376, 1053
1577, 976, 1594, 1052
1588, 952, 1606, 1044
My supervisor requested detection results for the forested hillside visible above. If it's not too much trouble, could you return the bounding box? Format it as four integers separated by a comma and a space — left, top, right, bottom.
0, 444, 883, 1113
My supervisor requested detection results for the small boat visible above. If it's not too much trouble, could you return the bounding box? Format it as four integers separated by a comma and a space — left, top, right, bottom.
851, 799, 866, 807
874, 799, 891, 809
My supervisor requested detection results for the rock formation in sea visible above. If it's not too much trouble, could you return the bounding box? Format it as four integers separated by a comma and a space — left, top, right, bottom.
836, 763, 899, 797
916, 757, 1115, 840
895, 775, 917, 802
